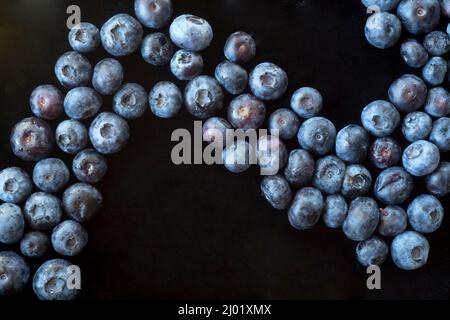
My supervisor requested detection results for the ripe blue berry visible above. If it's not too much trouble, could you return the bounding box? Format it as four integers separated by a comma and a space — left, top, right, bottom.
68, 22, 100, 53
400, 38, 429, 68
149, 81, 183, 118
423, 30, 450, 56
378, 205, 408, 237
341, 164, 372, 199
185, 76, 224, 119
298, 117, 336, 156
100, 14, 143, 57
33, 158, 70, 193
141, 32, 174, 66
249, 62, 288, 101
20, 231, 50, 258
365, 12, 402, 49
426, 161, 450, 197
322, 194, 348, 228
402, 111, 432, 142
388, 74, 427, 112
223, 140, 253, 173
284, 149, 315, 188
89, 112, 130, 154
257, 135, 288, 175
402, 140, 440, 176
335, 125, 370, 163
224, 31, 256, 63
407, 194, 444, 233
343, 197, 379, 241
214, 60, 248, 95
228, 94, 266, 130
422, 56, 447, 86
361, 100, 400, 137
0, 167, 33, 203
268, 108, 300, 140
288, 187, 324, 230
54, 51, 92, 89
312, 155, 346, 194
429, 117, 450, 151
0, 203, 24, 244
30, 85, 64, 120
24, 192, 62, 231
52, 220, 89, 256
260, 175, 292, 210
170, 49, 203, 81
290, 87, 323, 119
92, 58, 124, 95
62, 183, 103, 222
391, 231, 429, 270
56, 120, 89, 155
424, 87, 450, 117
0, 251, 30, 296
134, 0, 173, 29
64, 87, 102, 120
113, 83, 148, 120
73, 149, 108, 184
169, 14, 213, 51
369, 137, 402, 169
202, 117, 232, 146
374, 166, 414, 205
356, 236, 389, 267
397, 0, 441, 35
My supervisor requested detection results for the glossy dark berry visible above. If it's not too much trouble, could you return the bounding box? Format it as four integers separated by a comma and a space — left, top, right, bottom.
369, 137, 402, 169
422, 56, 447, 86
312, 155, 346, 194
356, 236, 389, 267
134, 0, 173, 29
284, 149, 315, 188
397, 0, 441, 35
228, 94, 266, 130
51, 220, 88, 256
0, 251, 30, 296
73, 149, 108, 184
268, 108, 300, 140
54, 51, 92, 89
290, 87, 323, 119
400, 38, 429, 68
426, 161, 450, 197
62, 183, 103, 222
10, 117, 54, 162
169, 14, 213, 51
68, 22, 100, 53
407, 194, 444, 233
429, 117, 450, 151
322, 194, 348, 228
378, 205, 408, 237
113, 83, 147, 120
184, 76, 224, 119
64, 87, 102, 120
288, 187, 324, 230
202, 117, 232, 146
424, 87, 450, 117
92, 58, 124, 95
149, 81, 183, 118
56, 120, 89, 155
423, 30, 450, 56
0, 167, 33, 203
260, 174, 292, 210
223, 140, 253, 173
214, 60, 248, 95
141, 32, 174, 66
170, 49, 203, 81
100, 14, 143, 57
20, 231, 50, 258
343, 197, 379, 241
361, 100, 400, 137
257, 135, 288, 175
298, 117, 336, 156
341, 164, 372, 199
365, 12, 401, 49
0, 203, 24, 244
249, 62, 288, 101
89, 112, 130, 154
224, 31, 256, 63
374, 166, 413, 205
335, 125, 370, 164
391, 231, 429, 270
388, 74, 427, 112
30, 85, 64, 120
24, 192, 62, 231
33, 158, 70, 193
402, 111, 432, 142
402, 140, 440, 177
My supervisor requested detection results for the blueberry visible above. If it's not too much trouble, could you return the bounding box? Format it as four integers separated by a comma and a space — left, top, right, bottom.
214, 60, 248, 95
284, 149, 315, 188
0, 167, 33, 203
89, 112, 130, 154
361, 0, 401, 11
33, 158, 70, 193
426, 161, 450, 196
73, 149, 108, 184
149, 81, 183, 118
92, 58, 124, 95
54, 51, 92, 89
10, 117, 54, 162
202, 117, 232, 146
365, 12, 402, 49
322, 194, 348, 228
184, 76, 224, 119
298, 117, 337, 156
335, 125, 370, 163
391, 231, 429, 270
361, 100, 400, 137
0, 203, 24, 244
224, 31, 256, 63
407, 194, 444, 233
312, 155, 346, 194
33, 259, 79, 300
0, 251, 30, 296
343, 197, 379, 241
141, 32, 174, 66
134, 0, 173, 29
56, 120, 89, 155
68, 22, 100, 53
20, 231, 50, 258
356, 236, 389, 267
288, 187, 324, 230
402, 111, 432, 142
24, 192, 62, 231
51, 220, 88, 256
169, 14, 213, 51
257, 135, 288, 175
402, 140, 440, 176
422, 56, 447, 86
30, 85, 64, 120
64, 87, 102, 120
113, 83, 147, 120
249, 62, 288, 101
63, 183, 102, 222
268, 108, 300, 140
423, 30, 450, 56
170, 49, 203, 81
424, 87, 450, 117
429, 117, 450, 151
369, 138, 402, 169
260, 175, 292, 210
223, 140, 253, 173
341, 164, 372, 199
290, 87, 323, 119
100, 14, 143, 57
441, 0, 450, 17
374, 166, 414, 204
400, 38, 429, 68
397, 0, 440, 35
388, 74, 427, 112
228, 94, 266, 130
378, 205, 408, 236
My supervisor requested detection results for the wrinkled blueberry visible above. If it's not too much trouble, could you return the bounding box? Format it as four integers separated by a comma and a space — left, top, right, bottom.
64, 87, 102, 120
429, 117, 450, 151
0, 251, 30, 296
224, 31, 256, 63
228, 94, 266, 130
407, 194, 444, 233
24, 192, 62, 231
134, 0, 173, 29
92, 58, 124, 95
423, 30, 450, 56
0, 203, 24, 244
62, 183, 103, 222
356, 236, 389, 267
397, 0, 440, 35
284, 149, 315, 188
322, 194, 348, 228
54, 51, 92, 89
249, 63, 288, 101
298, 116, 336, 156
56, 120, 89, 155
141, 32, 174, 66
149, 81, 183, 118
33, 158, 70, 193
335, 125, 370, 164
422, 56, 447, 86
288, 187, 324, 230
290, 87, 323, 119
402, 111, 432, 142
185, 76, 224, 119
402, 140, 440, 176
30, 85, 64, 120
68, 22, 100, 53
223, 140, 253, 173
361, 100, 400, 137
260, 174, 292, 210
20, 231, 50, 258
312, 155, 346, 194
73, 149, 108, 184
89, 112, 130, 154
374, 166, 414, 204
378, 205, 408, 236
369, 137, 402, 169
10, 117, 54, 162
343, 197, 379, 241
391, 231, 429, 270
388, 74, 427, 112
426, 161, 450, 196
365, 12, 402, 49
100, 14, 143, 57
113, 83, 147, 119
170, 49, 203, 81
341, 164, 372, 199
361, 0, 401, 11
424, 87, 450, 117
268, 108, 300, 140
214, 60, 248, 95
0, 167, 33, 203
257, 135, 288, 175
400, 38, 429, 68
202, 117, 232, 147
169, 14, 213, 51
52, 220, 88, 256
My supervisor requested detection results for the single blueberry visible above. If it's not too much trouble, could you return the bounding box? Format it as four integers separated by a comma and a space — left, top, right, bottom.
62, 183, 103, 222
341, 164, 372, 199
290, 87, 323, 119
284, 149, 315, 188
374, 166, 414, 205
73, 149, 108, 184
257, 135, 288, 175
426, 161, 450, 197
0, 167, 33, 203
113, 83, 148, 120
214, 60, 248, 95
365, 12, 402, 49
202, 117, 232, 147
224, 31, 256, 63
429, 117, 450, 151
89, 112, 130, 154
0, 251, 30, 296
402, 111, 433, 142
397, 0, 440, 35
312, 155, 346, 194
424, 86, 450, 117
260, 174, 292, 210
335, 125, 370, 163
56, 120, 89, 155
0, 203, 24, 244
20, 231, 50, 259
10, 117, 54, 162
378, 205, 408, 236
141, 32, 174, 66
169, 14, 213, 52
100, 14, 143, 57
68, 22, 100, 53
400, 38, 429, 68
54, 51, 92, 89
134, 0, 173, 29
388, 74, 427, 112
402, 140, 440, 176
185, 76, 224, 119
322, 194, 348, 228
170, 49, 203, 81
369, 137, 402, 169
356, 236, 389, 267
149, 81, 183, 118
24, 192, 62, 231
391, 231, 429, 270
361, 0, 401, 11
361, 100, 400, 137
223, 140, 253, 173
268, 108, 300, 140
30, 85, 64, 120
422, 56, 447, 86
92, 58, 124, 95
249, 62, 288, 101
228, 94, 266, 130
33, 158, 70, 193
64, 87, 102, 120
298, 117, 337, 156
407, 194, 444, 233
423, 30, 450, 56
343, 197, 379, 241
288, 187, 324, 230
51, 220, 89, 256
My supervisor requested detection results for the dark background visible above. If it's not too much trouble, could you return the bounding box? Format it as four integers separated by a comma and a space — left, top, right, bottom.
0, 0, 449, 300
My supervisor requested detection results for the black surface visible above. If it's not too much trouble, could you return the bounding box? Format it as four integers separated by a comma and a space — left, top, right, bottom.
0, 0, 449, 300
